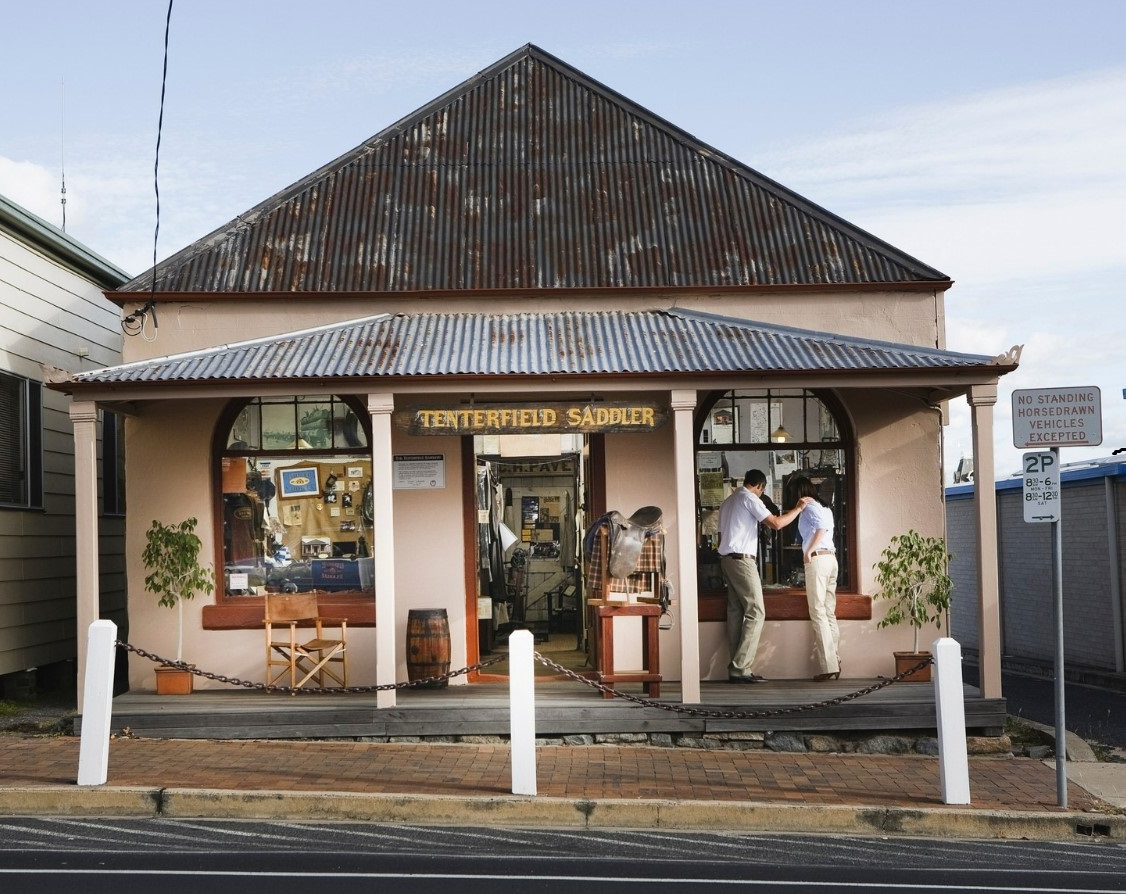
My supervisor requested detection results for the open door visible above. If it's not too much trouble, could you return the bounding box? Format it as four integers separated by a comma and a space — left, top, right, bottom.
471, 438, 589, 679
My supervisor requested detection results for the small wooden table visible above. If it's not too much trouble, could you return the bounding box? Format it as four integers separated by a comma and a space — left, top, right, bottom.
593, 603, 662, 698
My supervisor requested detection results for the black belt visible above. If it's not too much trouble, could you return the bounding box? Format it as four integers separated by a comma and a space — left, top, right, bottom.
721, 553, 755, 560
809, 549, 836, 557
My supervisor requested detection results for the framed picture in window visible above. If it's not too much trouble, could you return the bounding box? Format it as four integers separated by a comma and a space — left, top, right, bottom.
710, 407, 737, 444
279, 466, 319, 499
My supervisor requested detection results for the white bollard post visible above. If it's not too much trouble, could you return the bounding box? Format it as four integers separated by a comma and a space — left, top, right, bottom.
77, 620, 117, 786
933, 636, 971, 805
508, 629, 537, 796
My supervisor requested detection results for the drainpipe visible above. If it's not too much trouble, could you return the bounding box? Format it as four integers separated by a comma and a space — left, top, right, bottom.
1106, 477, 1124, 672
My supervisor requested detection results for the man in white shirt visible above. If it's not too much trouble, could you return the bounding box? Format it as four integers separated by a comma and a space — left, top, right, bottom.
717, 469, 809, 683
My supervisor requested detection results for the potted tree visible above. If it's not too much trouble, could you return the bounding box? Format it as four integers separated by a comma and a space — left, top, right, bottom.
142, 517, 214, 694
873, 530, 953, 682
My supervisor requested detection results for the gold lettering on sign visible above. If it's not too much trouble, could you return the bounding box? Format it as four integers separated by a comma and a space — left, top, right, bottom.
394, 401, 668, 435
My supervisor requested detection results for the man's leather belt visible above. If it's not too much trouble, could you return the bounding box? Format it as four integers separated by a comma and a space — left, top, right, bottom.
721, 553, 754, 560
809, 549, 836, 557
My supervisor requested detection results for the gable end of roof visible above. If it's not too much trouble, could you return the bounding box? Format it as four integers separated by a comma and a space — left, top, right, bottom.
120, 45, 948, 296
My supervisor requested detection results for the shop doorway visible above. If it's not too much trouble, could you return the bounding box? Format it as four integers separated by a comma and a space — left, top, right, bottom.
474, 438, 589, 679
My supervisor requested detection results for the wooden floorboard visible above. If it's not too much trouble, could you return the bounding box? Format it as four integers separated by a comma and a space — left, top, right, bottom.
97, 680, 1007, 740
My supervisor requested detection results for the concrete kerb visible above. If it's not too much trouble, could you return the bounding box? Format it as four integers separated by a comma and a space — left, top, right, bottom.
2, 786, 1123, 841
1018, 717, 1099, 762
0, 786, 162, 817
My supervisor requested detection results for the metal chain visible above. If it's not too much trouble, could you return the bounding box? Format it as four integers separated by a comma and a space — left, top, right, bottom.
116, 640, 504, 694
116, 639, 929, 714
532, 651, 933, 719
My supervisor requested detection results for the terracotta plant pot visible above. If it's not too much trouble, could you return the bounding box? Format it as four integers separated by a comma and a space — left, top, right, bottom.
154, 665, 194, 695
893, 651, 932, 683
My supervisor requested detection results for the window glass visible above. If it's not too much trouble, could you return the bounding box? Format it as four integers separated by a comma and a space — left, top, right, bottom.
297, 399, 333, 448
0, 372, 41, 509
229, 402, 260, 449
219, 396, 372, 598
103, 411, 126, 515
0, 373, 26, 504
261, 400, 297, 450
697, 389, 849, 591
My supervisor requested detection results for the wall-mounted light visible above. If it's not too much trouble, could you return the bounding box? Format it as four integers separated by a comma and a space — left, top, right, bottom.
771, 425, 790, 443
498, 522, 520, 554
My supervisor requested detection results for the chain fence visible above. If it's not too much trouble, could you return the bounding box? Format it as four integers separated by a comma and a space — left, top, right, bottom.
117, 641, 504, 694
118, 639, 931, 719
533, 651, 933, 719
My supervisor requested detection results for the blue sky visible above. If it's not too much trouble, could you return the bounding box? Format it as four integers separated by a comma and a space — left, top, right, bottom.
3, 0, 1125, 478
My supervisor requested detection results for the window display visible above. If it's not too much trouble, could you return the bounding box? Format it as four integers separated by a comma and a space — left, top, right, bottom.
218, 396, 374, 598
696, 389, 850, 591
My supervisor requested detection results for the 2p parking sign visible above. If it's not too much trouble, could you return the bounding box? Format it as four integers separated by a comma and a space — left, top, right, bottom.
1022, 451, 1060, 523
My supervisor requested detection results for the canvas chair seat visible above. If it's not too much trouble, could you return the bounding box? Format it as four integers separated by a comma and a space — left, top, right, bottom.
264, 592, 348, 693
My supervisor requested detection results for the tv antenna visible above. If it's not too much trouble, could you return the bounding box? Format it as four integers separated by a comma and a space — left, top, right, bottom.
60, 80, 67, 231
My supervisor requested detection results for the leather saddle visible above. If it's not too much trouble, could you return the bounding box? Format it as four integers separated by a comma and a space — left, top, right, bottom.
605, 506, 663, 578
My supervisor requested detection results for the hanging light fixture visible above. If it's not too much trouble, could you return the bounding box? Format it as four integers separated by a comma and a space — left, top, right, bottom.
771, 424, 790, 443
498, 522, 520, 554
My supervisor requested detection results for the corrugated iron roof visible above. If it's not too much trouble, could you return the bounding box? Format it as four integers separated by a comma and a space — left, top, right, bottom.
64, 309, 1006, 388
119, 45, 947, 296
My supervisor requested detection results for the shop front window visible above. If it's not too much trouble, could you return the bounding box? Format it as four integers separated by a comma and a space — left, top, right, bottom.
697, 389, 851, 593
217, 395, 373, 598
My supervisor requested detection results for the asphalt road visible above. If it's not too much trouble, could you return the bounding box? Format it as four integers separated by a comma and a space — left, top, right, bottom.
966, 666, 1126, 750
1, 819, 1124, 893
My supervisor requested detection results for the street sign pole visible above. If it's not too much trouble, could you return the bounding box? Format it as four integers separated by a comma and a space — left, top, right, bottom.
1050, 447, 1067, 808
1013, 387, 1101, 810
1022, 448, 1067, 806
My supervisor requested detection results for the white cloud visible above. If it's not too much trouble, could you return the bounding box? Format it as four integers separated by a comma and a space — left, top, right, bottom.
1, 135, 262, 275
756, 67, 1126, 283
748, 67, 1126, 482
763, 68, 1126, 193
0, 158, 63, 225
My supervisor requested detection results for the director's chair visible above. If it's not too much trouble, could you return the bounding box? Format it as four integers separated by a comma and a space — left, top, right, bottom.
264, 592, 348, 693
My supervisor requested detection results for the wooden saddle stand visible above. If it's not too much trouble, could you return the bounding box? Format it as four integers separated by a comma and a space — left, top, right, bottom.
584, 507, 664, 699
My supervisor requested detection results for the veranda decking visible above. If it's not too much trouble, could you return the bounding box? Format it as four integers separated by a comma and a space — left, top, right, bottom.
93, 677, 1006, 741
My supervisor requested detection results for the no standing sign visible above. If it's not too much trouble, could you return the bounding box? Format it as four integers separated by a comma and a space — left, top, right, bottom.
1012, 386, 1101, 524
1012, 386, 1102, 449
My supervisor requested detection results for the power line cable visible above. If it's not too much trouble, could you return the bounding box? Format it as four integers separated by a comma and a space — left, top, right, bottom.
123, 0, 173, 339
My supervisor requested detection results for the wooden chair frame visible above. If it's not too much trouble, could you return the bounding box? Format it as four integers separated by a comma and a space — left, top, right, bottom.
264, 592, 348, 694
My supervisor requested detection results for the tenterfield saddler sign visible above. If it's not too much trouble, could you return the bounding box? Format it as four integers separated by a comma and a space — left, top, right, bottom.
394, 401, 668, 435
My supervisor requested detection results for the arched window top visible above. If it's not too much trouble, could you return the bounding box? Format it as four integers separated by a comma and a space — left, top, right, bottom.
695, 388, 852, 591
699, 389, 844, 448
226, 395, 368, 453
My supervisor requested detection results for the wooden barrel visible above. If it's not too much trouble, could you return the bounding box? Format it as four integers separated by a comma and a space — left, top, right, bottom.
406, 608, 451, 688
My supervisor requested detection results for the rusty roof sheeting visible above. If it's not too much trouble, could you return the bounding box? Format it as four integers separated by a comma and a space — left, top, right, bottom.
65, 309, 1004, 388
119, 45, 947, 296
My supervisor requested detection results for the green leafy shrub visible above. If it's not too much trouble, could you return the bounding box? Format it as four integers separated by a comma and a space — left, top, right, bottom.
142, 518, 214, 663
874, 530, 953, 653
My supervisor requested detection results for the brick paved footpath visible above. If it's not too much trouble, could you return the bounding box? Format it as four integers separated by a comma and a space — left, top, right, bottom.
0, 737, 1101, 812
